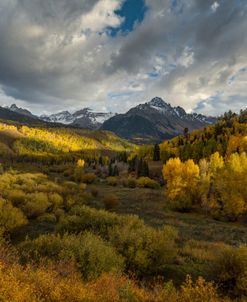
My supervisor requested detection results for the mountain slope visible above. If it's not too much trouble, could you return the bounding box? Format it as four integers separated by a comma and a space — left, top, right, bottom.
40, 108, 115, 129
101, 97, 216, 143
0, 106, 44, 125
7, 104, 38, 119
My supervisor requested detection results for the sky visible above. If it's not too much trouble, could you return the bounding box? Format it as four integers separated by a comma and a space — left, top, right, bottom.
0, 0, 246, 116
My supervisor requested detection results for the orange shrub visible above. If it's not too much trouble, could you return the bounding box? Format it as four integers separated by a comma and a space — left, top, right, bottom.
103, 194, 119, 210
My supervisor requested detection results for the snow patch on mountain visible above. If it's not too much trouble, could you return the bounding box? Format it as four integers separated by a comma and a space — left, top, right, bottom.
40, 108, 116, 129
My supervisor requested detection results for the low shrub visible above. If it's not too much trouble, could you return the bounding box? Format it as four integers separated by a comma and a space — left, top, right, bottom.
19, 232, 124, 280
211, 245, 247, 298
0, 199, 27, 234
54, 208, 65, 220
103, 194, 119, 210
122, 177, 137, 188
0, 262, 229, 302
48, 193, 64, 210
80, 173, 97, 184
109, 224, 178, 276
63, 181, 78, 190
56, 205, 178, 277
7, 190, 26, 207
137, 177, 160, 189
0, 261, 89, 302
90, 186, 99, 197
22, 192, 50, 218
106, 176, 118, 186
56, 205, 121, 236
37, 213, 57, 223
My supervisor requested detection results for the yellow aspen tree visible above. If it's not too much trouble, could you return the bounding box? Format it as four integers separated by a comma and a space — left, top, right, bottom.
163, 158, 199, 211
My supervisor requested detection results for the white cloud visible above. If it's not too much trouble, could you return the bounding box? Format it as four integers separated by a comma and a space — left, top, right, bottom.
211, 2, 220, 13
80, 0, 124, 32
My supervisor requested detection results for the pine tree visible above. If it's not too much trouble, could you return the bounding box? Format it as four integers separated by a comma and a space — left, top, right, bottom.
153, 144, 160, 161
137, 158, 143, 177
99, 156, 103, 166
113, 165, 119, 176
122, 151, 128, 163
128, 156, 137, 173
137, 159, 149, 177
108, 163, 113, 176
143, 160, 149, 177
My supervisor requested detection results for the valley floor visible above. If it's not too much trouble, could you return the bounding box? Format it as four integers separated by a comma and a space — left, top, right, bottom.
87, 184, 247, 246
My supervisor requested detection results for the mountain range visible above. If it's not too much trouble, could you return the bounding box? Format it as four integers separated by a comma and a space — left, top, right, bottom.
40, 108, 115, 129
2, 97, 216, 143
101, 97, 216, 143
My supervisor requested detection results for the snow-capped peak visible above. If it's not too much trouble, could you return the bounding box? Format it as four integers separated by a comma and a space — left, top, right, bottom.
40, 111, 74, 124
147, 97, 171, 109
39, 107, 116, 129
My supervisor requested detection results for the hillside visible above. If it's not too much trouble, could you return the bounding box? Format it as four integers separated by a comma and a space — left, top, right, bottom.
0, 106, 42, 125
0, 122, 135, 159
136, 109, 247, 162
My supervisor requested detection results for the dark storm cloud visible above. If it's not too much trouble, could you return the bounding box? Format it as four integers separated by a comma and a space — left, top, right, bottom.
0, 0, 123, 108
0, 0, 246, 114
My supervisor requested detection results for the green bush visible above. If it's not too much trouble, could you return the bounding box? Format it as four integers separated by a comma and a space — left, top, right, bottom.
109, 222, 178, 276
54, 208, 65, 220
122, 177, 137, 188
57, 205, 120, 237
37, 213, 57, 223
22, 192, 50, 218
7, 189, 26, 207
0, 199, 27, 234
57, 205, 178, 277
63, 181, 78, 191
106, 176, 118, 186
48, 193, 64, 210
80, 173, 97, 184
211, 245, 247, 298
137, 177, 160, 189
19, 232, 124, 280
128, 177, 137, 188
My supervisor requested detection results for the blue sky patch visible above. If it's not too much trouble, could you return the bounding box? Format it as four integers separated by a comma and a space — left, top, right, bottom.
148, 71, 159, 78
109, 0, 147, 36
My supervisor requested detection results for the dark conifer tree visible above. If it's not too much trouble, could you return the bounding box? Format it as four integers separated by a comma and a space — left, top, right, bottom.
108, 163, 113, 176
99, 156, 103, 166
128, 156, 137, 173
113, 165, 119, 176
142, 160, 149, 177
137, 159, 149, 177
122, 151, 128, 163
137, 158, 143, 177
153, 144, 160, 161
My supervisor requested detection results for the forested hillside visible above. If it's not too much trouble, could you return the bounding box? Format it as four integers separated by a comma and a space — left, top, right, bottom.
137, 109, 247, 161
133, 109, 247, 221
0, 121, 135, 159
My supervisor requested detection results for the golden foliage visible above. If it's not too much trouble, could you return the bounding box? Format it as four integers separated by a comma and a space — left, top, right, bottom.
163, 158, 200, 210
0, 260, 231, 302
